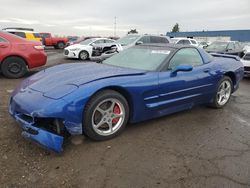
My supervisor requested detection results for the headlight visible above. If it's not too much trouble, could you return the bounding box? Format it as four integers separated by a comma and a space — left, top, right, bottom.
43, 84, 78, 99
70, 48, 81, 51
34, 45, 45, 50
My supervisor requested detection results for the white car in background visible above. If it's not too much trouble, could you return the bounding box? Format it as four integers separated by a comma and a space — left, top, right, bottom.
242, 42, 250, 52
241, 48, 250, 77
64, 38, 122, 60
171, 37, 199, 47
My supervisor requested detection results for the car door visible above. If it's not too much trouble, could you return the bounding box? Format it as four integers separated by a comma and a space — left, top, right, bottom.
0, 37, 11, 61
43, 33, 52, 45
158, 48, 215, 111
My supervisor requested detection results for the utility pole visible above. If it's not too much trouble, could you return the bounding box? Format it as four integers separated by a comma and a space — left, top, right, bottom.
114, 16, 117, 37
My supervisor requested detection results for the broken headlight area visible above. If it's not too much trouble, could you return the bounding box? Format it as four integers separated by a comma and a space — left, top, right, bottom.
33, 118, 69, 137
92, 46, 103, 56
14, 113, 70, 152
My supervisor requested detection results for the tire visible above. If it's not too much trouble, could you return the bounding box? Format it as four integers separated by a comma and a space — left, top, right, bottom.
83, 90, 129, 141
56, 42, 65, 49
1, 57, 27, 78
210, 76, 233, 108
79, 51, 89, 60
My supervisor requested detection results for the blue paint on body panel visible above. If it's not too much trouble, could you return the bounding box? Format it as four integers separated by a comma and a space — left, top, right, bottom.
9, 46, 244, 152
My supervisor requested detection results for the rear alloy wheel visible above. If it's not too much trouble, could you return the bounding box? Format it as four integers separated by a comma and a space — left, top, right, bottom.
210, 76, 232, 108
56, 42, 65, 49
1, 57, 27, 78
83, 90, 129, 140
79, 51, 89, 60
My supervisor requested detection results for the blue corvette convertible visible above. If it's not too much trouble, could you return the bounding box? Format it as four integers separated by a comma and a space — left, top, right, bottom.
9, 44, 244, 152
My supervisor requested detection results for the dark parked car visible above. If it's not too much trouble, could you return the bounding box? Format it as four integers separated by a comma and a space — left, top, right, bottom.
206, 41, 244, 57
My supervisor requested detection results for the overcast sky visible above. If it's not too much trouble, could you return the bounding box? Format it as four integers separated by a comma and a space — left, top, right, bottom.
0, 0, 250, 37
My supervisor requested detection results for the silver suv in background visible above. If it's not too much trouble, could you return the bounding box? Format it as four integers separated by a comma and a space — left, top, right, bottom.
171, 37, 199, 47
115, 34, 170, 49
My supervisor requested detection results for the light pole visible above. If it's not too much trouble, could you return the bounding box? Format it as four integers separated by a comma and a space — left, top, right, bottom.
114, 16, 117, 37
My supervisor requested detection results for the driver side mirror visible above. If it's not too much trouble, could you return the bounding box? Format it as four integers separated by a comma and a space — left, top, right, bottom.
171, 64, 193, 74
135, 41, 143, 45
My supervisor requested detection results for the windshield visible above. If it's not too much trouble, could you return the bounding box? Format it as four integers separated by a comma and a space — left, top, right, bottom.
80, 38, 95, 45
103, 47, 171, 71
116, 35, 140, 46
207, 42, 227, 51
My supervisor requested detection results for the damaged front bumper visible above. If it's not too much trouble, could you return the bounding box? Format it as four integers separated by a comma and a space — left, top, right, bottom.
10, 111, 64, 153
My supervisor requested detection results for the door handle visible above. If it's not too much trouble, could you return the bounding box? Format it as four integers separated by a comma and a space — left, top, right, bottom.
203, 68, 210, 73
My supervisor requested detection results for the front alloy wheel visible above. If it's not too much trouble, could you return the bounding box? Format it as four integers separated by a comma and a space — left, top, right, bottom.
83, 90, 129, 140
92, 98, 125, 136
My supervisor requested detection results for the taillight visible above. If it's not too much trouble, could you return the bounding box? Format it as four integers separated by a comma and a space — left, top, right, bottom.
34, 45, 45, 50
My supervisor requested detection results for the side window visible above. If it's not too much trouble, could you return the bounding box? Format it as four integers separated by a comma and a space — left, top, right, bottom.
176, 40, 183, 45
150, 36, 169, 44
183, 40, 191, 45
227, 43, 235, 50
0, 37, 7, 42
93, 39, 105, 44
150, 36, 160, 43
177, 40, 191, 45
41, 33, 50, 38
190, 40, 197, 44
159, 37, 169, 43
138, 36, 150, 43
9, 32, 26, 38
168, 48, 203, 70
104, 39, 114, 43
33, 33, 41, 38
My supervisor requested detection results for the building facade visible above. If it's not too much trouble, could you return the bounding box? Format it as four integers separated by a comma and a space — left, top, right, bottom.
167, 30, 250, 42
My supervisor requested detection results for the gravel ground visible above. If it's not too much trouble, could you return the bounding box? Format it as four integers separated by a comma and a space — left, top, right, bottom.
1, 49, 250, 188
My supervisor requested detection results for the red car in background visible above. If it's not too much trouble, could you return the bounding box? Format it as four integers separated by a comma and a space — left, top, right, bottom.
40, 33, 69, 49
0, 31, 47, 78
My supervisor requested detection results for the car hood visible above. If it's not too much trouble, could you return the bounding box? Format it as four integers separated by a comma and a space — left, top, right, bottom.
24, 63, 145, 93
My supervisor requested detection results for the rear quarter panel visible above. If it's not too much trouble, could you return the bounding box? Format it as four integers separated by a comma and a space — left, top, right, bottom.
211, 57, 244, 92
10, 43, 47, 68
